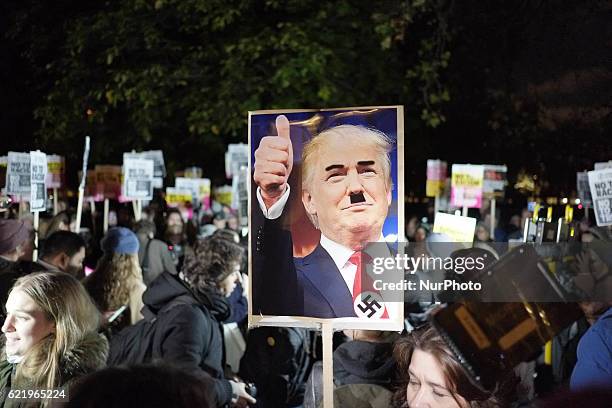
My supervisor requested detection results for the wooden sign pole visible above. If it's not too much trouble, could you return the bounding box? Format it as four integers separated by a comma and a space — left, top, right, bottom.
322, 322, 334, 408
53, 188, 58, 215
490, 198, 496, 240
103, 198, 109, 233
32, 211, 39, 262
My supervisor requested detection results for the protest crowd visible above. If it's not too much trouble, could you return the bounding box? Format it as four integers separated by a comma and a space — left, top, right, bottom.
0, 145, 609, 408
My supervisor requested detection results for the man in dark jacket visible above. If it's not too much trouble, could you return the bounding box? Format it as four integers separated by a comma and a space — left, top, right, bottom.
109, 236, 255, 407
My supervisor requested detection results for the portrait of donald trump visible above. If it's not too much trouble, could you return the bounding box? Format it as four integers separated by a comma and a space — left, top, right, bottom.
250, 107, 403, 320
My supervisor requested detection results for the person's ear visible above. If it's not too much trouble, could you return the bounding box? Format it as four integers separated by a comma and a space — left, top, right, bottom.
302, 189, 317, 216
386, 189, 392, 206
60, 253, 71, 270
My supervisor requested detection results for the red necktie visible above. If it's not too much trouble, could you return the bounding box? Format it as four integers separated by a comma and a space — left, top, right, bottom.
349, 251, 389, 319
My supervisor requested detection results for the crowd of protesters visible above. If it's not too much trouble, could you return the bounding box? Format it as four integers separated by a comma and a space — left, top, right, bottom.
0, 194, 610, 408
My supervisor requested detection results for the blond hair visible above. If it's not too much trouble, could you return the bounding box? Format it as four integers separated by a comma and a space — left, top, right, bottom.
87, 253, 143, 312
301, 125, 394, 228
10, 272, 100, 389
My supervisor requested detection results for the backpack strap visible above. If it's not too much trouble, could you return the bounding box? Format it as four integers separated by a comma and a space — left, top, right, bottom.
140, 238, 153, 270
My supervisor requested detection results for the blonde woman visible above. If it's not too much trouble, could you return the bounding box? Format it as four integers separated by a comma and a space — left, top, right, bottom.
0, 272, 108, 406
84, 227, 146, 327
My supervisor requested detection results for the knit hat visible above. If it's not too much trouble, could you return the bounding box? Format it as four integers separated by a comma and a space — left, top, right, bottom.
0, 219, 31, 255
101, 227, 139, 254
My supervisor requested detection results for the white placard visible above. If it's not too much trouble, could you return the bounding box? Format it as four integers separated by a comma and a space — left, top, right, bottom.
588, 169, 612, 226
29, 151, 48, 212
451, 164, 484, 208
6, 152, 31, 196
593, 161, 612, 170
124, 150, 165, 188
432, 212, 477, 243
175, 177, 211, 208
577, 171, 593, 207
483, 164, 507, 197
225, 143, 249, 179
122, 158, 154, 200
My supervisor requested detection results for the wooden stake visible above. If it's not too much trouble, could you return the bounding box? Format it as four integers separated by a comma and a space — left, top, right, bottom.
103, 198, 109, 234
490, 198, 496, 241
322, 322, 334, 408
53, 188, 58, 215
75, 188, 84, 233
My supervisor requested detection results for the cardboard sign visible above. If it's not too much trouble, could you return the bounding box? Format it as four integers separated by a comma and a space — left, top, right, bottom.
232, 166, 249, 219
184, 167, 202, 179
215, 185, 233, 207
124, 150, 165, 188
483, 165, 507, 199
576, 171, 593, 207
225, 143, 249, 179
175, 177, 211, 210
95, 165, 122, 200
426, 160, 447, 197
6, 152, 31, 196
433, 212, 477, 243
0, 156, 7, 190
29, 151, 47, 212
588, 168, 612, 226
165, 187, 193, 208
451, 164, 484, 208
45, 155, 65, 189
122, 158, 154, 201
593, 161, 612, 170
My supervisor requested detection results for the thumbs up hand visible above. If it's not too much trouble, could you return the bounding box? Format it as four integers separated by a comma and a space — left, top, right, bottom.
253, 115, 294, 209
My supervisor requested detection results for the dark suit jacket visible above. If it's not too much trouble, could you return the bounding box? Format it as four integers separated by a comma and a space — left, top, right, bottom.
252, 217, 356, 318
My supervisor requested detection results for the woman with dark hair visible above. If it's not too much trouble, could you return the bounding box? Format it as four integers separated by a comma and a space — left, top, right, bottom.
393, 326, 512, 408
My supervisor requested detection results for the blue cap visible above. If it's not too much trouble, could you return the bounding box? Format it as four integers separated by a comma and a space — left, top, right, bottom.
101, 227, 139, 254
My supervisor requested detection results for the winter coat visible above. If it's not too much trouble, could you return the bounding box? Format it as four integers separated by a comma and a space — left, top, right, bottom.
571, 307, 612, 390
0, 331, 108, 408
304, 339, 396, 408
136, 236, 176, 285
108, 271, 233, 406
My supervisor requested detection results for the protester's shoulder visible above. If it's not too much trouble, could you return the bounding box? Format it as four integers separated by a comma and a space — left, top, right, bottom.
590, 308, 612, 339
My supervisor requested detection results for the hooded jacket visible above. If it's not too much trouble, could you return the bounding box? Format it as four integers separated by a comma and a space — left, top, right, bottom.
0, 331, 108, 408
108, 271, 233, 406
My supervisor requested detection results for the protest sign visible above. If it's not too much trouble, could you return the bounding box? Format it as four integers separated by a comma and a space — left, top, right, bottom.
576, 171, 592, 207
451, 164, 484, 208
6, 152, 31, 196
175, 177, 211, 209
214, 185, 233, 207
232, 166, 249, 222
433, 212, 477, 243
184, 166, 202, 179
483, 164, 507, 199
29, 151, 47, 212
225, 143, 249, 179
165, 187, 193, 208
594, 161, 612, 170
122, 158, 154, 201
95, 165, 122, 200
45, 155, 65, 189
124, 150, 165, 188
426, 160, 447, 197
588, 168, 612, 226
0, 156, 7, 191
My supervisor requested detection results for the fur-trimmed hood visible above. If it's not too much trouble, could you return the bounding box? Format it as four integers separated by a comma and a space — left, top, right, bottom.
57, 331, 109, 383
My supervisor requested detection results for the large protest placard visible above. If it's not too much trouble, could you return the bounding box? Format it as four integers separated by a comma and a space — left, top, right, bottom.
214, 185, 233, 207
483, 164, 507, 199
451, 164, 484, 208
45, 155, 65, 189
249, 106, 404, 331
426, 159, 447, 197
588, 168, 612, 226
576, 171, 593, 207
122, 158, 154, 201
175, 177, 211, 210
6, 152, 31, 196
594, 161, 612, 170
165, 187, 193, 208
124, 150, 166, 188
233, 166, 249, 226
95, 165, 122, 200
29, 151, 47, 212
225, 143, 249, 179
433, 212, 477, 243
